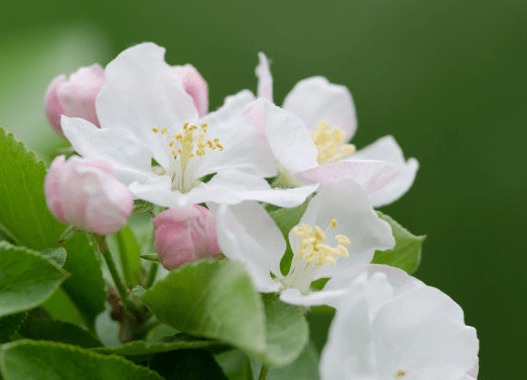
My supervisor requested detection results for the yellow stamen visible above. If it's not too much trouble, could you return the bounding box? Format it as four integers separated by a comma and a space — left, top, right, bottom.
311, 120, 355, 165
152, 127, 159, 133
395, 370, 406, 377
292, 219, 351, 267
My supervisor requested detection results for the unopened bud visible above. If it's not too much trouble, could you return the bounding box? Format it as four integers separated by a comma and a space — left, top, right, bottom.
44, 155, 133, 235
153, 205, 220, 270
44, 64, 104, 137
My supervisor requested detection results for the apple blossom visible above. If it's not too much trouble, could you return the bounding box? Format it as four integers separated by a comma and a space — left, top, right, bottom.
214, 179, 395, 305
45, 60, 209, 139
319, 265, 479, 380
153, 205, 220, 270
250, 53, 419, 207
44, 155, 133, 235
62, 43, 317, 210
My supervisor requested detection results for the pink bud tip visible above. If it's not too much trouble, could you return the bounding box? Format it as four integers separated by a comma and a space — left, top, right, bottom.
173, 64, 209, 117
44, 155, 134, 235
153, 205, 221, 270
44, 64, 104, 137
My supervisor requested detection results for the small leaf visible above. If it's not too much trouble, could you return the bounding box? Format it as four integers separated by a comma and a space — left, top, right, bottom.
261, 294, 308, 366
141, 260, 267, 360
372, 211, 425, 274
18, 308, 102, 348
0, 242, 68, 318
0, 313, 27, 344
269, 200, 309, 276
62, 233, 106, 330
0, 127, 65, 250
265, 341, 320, 380
94, 333, 218, 356
148, 349, 228, 380
0, 340, 164, 380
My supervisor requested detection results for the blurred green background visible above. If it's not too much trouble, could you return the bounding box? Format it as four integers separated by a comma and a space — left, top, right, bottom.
1, 0, 525, 377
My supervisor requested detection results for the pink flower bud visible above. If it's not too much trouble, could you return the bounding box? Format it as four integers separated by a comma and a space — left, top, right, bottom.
44, 155, 134, 235
153, 205, 221, 270
44, 64, 104, 137
173, 64, 209, 117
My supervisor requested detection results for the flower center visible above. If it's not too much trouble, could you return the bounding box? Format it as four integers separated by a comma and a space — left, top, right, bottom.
311, 120, 355, 165
281, 218, 351, 293
152, 123, 223, 192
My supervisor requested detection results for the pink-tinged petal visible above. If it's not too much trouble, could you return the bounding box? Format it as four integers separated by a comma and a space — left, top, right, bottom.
283, 76, 357, 140
44, 155, 133, 235
255, 52, 273, 101
62, 116, 154, 185
352, 135, 419, 207
153, 206, 220, 270
199, 91, 276, 179
243, 97, 265, 136
295, 159, 400, 192
291, 180, 394, 280
257, 98, 318, 174
96, 43, 198, 168
215, 202, 284, 293
57, 64, 104, 128
173, 64, 209, 117
44, 75, 67, 137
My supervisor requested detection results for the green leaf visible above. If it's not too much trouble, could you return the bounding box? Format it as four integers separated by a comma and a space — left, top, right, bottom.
18, 308, 102, 348
0, 313, 27, 344
94, 333, 218, 356
106, 225, 143, 287
141, 260, 308, 367
0, 127, 65, 250
261, 294, 308, 366
62, 233, 106, 330
41, 287, 86, 327
372, 212, 425, 273
148, 349, 228, 380
141, 260, 267, 361
41, 247, 67, 267
264, 341, 320, 380
269, 200, 309, 276
0, 340, 164, 380
0, 242, 68, 318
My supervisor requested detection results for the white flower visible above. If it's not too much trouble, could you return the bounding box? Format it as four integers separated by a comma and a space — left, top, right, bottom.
249, 53, 419, 207
62, 43, 316, 209
320, 265, 479, 380
213, 179, 395, 304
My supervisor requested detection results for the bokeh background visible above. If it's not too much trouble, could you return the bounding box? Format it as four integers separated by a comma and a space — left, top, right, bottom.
2, 0, 525, 377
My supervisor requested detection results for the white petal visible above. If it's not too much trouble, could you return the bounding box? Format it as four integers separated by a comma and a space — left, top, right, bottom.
255, 52, 273, 101
198, 91, 276, 178
96, 43, 198, 168
373, 286, 479, 380
352, 135, 419, 207
283, 76, 357, 140
62, 116, 154, 185
295, 159, 400, 192
320, 273, 376, 380
207, 170, 318, 207
215, 202, 284, 292
279, 287, 346, 308
258, 98, 318, 174
290, 179, 395, 280
320, 267, 479, 380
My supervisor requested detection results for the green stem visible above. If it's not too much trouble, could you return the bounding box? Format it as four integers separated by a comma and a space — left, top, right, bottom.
144, 261, 159, 289
258, 365, 270, 380
100, 247, 142, 315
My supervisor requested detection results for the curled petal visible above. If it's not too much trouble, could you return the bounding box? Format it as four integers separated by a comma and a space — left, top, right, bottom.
283, 76, 357, 140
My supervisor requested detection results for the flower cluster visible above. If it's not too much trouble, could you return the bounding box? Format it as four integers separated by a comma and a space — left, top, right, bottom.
42, 42, 478, 379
